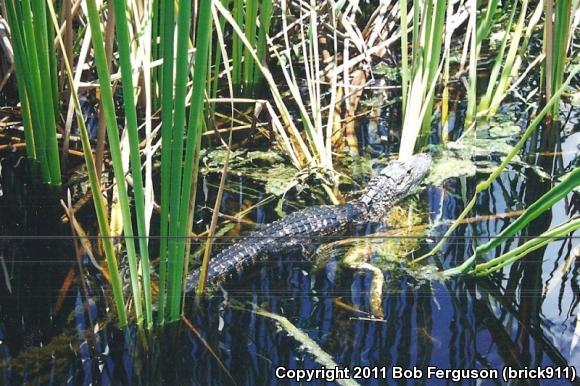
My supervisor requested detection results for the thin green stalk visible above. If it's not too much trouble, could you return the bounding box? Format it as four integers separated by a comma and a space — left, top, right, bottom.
210, 0, 228, 115
464, 3, 477, 128
411, 0, 420, 70
112, 0, 153, 328
86, 0, 144, 324
440, 0, 454, 141
254, 0, 273, 85
400, 0, 409, 117
13, 0, 50, 181
166, 0, 194, 320
31, 0, 61, 185
476, 0, 500, 49
309, 0, 324, 166
470, 218, 580, 276
242, 0, 258, 90
400, 0, 447, 158
4, 1, 35, 162
151, 0, 161, 108
48, 4, 59, 121
475, 167, 580, 258
232, 0, 243, 85
47, 0, 127, 326
419, 0, 446, 141
478, 2, 517, 112
487, 0, 529, 115
544, 0, 573, 118
157, 0, 176, 322
169, 0, 214, 320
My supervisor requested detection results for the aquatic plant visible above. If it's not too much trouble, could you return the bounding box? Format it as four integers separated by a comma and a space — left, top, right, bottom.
398, 0, 448, 159
416, 64, 580, 264
5, 0, 61, 185
477, 0, 542, 118
214, 0, 338, 199
444, 167, 580, 276
542, 0, 575, 119
50, 0, 213, 327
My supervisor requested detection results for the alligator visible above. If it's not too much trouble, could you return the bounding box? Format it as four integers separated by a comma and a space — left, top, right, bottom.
185, 153, 432, 293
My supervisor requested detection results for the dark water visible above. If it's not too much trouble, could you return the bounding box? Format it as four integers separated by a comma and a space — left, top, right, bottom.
1, 105, 579, 386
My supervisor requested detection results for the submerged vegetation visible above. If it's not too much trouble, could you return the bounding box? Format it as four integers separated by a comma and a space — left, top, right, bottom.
0, 0, 579, 383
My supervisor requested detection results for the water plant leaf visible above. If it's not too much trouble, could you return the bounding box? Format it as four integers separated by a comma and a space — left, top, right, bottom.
425, 152, 477, 186
202, 149, 297, 196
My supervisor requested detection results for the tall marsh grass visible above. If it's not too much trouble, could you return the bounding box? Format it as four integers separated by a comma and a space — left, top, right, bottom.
5, 0, 61, 185
52, 0, 213, 327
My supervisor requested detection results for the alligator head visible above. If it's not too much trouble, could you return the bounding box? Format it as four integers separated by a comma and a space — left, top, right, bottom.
358, 153, 431, 220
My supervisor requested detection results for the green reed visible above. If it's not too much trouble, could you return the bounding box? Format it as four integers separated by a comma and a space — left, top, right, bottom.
168, 0, 214, 320
74, 0, 214, 326
156, 0, 176, 323
543, 0, 574, 119
86, 0, 146, 325
163, 0, 195, 321
152, 0, 214, 322
6, 0, 61, 185
111, 0, 154, 328
225, 0, 272, 94
47, 0, 127, 326
399, 0, 447, 159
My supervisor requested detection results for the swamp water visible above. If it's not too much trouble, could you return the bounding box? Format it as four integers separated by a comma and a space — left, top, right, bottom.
0, 105, 579, 385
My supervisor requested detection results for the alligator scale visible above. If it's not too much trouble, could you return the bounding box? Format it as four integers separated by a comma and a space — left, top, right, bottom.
185, 154, 431, 292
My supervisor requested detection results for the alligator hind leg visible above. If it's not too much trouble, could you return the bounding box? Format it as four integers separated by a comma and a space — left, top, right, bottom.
343, 242, 385, 319
310, 238, 386, 318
